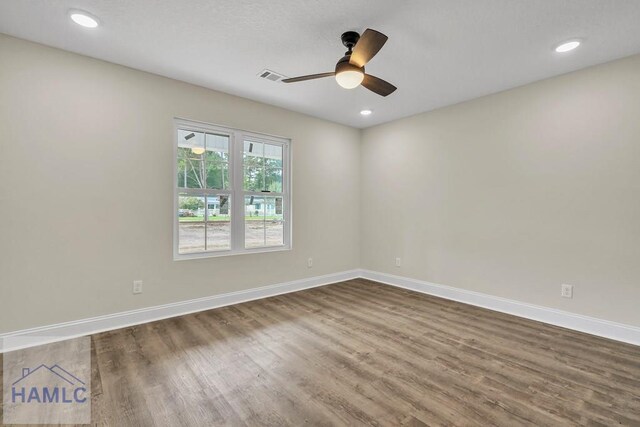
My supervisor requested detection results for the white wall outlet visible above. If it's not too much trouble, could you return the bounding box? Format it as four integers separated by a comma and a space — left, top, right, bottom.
395, 257, 401, 267
133, 280, 143, 294
307, 257, 313, 268
561, 284, 573, 299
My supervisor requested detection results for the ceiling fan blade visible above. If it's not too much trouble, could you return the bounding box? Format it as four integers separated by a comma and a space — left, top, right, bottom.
350, 29, 388, 68
282, 72, 335, 83
362, 74, 397, 97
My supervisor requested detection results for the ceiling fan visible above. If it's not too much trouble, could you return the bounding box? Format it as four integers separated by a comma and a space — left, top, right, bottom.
282, 29, 397, 97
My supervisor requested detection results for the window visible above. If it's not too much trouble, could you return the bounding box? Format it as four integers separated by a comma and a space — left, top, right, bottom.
174, 119, 290, 259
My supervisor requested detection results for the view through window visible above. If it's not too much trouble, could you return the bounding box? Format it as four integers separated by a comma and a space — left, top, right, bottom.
175, 119, 290, 258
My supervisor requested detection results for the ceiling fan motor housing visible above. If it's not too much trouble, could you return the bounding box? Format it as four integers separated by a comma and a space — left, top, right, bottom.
335, 55, 364, 75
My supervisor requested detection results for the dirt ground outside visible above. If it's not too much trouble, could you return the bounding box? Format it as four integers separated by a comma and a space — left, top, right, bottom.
178, 221, 284, 253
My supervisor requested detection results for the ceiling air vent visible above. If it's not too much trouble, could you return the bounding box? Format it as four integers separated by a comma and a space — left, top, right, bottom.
258, 69, 287, 82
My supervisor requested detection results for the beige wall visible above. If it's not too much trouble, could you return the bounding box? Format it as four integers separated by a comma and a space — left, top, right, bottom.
361, 54, 640, 326
0, 35, 361, 333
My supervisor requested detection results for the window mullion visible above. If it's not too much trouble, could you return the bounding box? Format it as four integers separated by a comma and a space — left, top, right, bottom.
283, 140, 291, 248
204, 196, 208, 251
231, 131, 245, 251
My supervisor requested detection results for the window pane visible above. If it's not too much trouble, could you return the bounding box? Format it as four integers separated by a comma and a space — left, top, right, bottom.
206, 133, 229, 154
265, 168, 283, 192
244, 167, 263, 192
245, 196, 265, 248
264, 144, 283, 168
177, 147, 206, 189
177, 131, 230, 190
206, 195, 231, 251
205, 133, 229, 189
205, 159, 229, 190
244, 196, 284, 248
244, 141, 264, 191
178, 194, 205, 253
244, 141, 264, 162
177, 129, 205, 188
266, 197, 284, 246
178, 130, 205, 151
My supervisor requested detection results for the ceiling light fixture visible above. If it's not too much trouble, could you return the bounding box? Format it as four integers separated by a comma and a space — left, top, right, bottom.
360, 109, 372, 116
283, 29, 396, 96
335, 62, 365, 89
555, 40, 581, 53
70, 11, 99, 28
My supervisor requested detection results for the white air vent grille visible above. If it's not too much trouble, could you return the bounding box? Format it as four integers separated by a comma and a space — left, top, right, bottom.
258, 69, 286, 82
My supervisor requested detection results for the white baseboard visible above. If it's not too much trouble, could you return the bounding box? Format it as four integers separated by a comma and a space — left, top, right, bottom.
0, 269, 360, 353
360, 269, 640, 347
3, 268, 638, 352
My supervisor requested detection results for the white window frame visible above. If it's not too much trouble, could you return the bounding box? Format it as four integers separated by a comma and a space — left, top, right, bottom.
173, 118, 292, 260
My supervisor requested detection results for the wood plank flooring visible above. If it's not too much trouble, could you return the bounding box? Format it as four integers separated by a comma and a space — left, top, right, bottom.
2, 278, 640, 426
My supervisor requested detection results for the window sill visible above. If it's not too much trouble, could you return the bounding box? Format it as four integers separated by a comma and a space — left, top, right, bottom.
173, 245, 292, 261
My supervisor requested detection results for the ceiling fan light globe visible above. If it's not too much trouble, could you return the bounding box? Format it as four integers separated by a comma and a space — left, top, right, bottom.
191, 147, 205, 155
336, 70, 364, 89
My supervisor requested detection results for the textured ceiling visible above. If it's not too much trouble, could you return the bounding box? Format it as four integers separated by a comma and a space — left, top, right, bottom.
1, 0, 640, 128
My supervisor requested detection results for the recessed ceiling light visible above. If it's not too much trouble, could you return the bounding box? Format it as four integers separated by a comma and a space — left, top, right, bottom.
555, 40, 581, 53
70, 11, 99, 28
360, 109, 372, 116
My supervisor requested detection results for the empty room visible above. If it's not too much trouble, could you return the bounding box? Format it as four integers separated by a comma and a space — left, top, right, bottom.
1, 1, 639, 425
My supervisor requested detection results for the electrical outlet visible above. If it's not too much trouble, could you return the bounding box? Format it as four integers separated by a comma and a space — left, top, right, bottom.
307, 257, 313, 268
561, 284, 573, 299
395, 257, 401, 267
133, 280, 143, 294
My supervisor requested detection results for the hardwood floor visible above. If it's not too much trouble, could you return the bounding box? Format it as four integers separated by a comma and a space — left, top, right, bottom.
2, 279, 640, 426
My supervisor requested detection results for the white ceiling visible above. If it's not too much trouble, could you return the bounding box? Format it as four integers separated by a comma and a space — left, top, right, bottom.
1, 1, 640, 128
